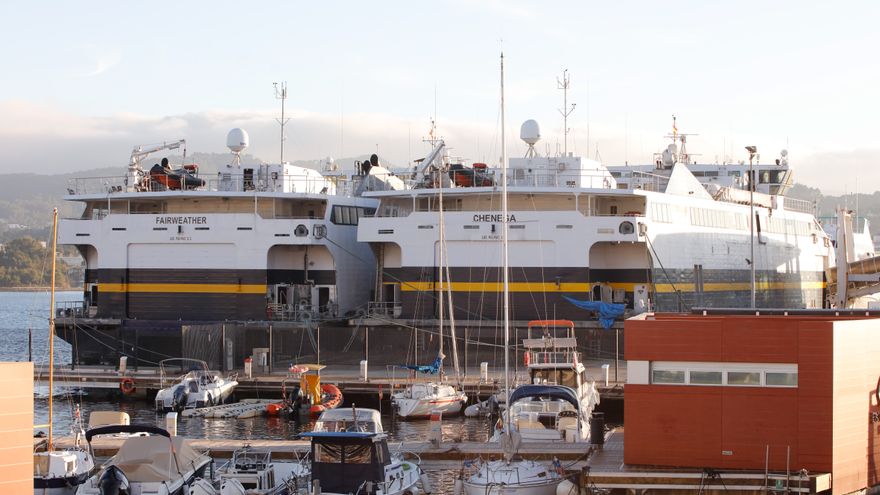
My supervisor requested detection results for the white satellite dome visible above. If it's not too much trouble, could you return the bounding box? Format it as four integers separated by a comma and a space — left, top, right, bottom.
226, 128, 250, 153
520, 119, 541, 146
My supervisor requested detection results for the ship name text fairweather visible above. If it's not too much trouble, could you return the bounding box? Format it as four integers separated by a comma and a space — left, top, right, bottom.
155, 216, 208, 225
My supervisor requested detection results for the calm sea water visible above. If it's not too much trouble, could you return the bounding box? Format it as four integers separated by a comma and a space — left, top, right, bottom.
5, 291, 481, 491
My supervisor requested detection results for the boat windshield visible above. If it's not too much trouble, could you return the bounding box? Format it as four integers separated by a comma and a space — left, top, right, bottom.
314, 443, 372, 464
530, 369, 578, 388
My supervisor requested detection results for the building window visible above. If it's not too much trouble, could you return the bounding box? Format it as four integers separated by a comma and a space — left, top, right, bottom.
727, 371, 761, 386
649, 361, 798, 388
765, 372, 798, 387
652, 370, 685, 384
689, 370, 722, 385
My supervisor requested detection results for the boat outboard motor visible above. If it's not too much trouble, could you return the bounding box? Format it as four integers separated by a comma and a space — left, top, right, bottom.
98, 465, 130, 495
172, 384, 187, 412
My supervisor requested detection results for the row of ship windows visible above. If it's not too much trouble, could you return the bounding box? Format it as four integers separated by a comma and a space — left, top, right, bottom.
650, 203, 812, 235
652, 367, 798, 387
330, 206, 375, 226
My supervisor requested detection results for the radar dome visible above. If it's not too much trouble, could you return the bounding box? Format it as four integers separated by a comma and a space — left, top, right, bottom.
520, 120, 541, 146
226, 128, 249, 153
780, 149, 788, 158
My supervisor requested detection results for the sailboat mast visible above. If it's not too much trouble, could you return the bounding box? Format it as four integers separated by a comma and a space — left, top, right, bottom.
48, 208, 58, 451
500, 52, 511, 429
437, 168, 445, 372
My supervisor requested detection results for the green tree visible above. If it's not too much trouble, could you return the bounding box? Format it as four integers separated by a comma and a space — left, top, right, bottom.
0, 237, 69, 288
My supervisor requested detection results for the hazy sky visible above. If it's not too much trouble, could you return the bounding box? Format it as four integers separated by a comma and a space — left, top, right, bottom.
1, 1, 878, 194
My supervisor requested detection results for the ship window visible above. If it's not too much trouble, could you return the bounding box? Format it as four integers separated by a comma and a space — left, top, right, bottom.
689, 371, 722, 385
727, 371, 761, 386
330, 205, 365, 226
652, 370, 685, 384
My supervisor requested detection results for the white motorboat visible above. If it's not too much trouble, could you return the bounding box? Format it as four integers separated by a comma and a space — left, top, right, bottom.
217, 447, 310, 495
34, 210, 96, 495
392, 382, 467, 418
77, 424, 213, 495
489, 320, 600, 443
296, 431, 430, 495
155, 358, 238, 412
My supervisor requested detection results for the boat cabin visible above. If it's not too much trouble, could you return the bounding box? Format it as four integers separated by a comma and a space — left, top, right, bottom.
300, 432, 400, 494
219, 448, 275, 492
314, 408, 383, 433
523, 320, 587, 390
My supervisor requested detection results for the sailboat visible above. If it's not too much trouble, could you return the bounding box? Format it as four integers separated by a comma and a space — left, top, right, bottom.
33, 209, 96, 495
392, 148, 467, 419
460, 54, 567, 495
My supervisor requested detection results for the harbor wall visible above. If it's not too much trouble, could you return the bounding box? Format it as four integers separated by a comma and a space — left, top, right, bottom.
624, 314, 880, 495
0, 362, 33, 493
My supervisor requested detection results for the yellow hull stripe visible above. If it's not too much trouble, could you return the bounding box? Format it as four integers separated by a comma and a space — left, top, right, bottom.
99, 283, 267, 294
395, 281, 825, 294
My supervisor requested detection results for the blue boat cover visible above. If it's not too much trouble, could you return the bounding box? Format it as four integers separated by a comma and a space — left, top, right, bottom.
508, 385, 580, 409
396, 356, 442, 374
562, 296, 625, 329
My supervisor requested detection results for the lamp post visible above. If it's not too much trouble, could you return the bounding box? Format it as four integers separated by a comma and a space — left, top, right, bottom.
747, 146, 757, 308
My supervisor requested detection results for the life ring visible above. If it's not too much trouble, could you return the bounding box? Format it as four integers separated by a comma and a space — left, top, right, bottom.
309, 384, 343, 417
119, 377, 136, 395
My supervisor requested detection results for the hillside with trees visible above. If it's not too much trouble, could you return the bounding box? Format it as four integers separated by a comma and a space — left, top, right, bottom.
0, 237, 70, 289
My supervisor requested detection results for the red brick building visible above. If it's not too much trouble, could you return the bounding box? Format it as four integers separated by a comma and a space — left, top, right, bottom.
625, 312, 880, 495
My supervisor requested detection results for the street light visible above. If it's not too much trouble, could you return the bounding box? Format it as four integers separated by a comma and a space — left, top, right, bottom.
746, 146, 758, 308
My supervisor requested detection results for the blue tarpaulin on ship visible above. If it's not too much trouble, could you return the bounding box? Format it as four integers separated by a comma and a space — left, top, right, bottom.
396, 356, 443, 374
562, 296, 625, 329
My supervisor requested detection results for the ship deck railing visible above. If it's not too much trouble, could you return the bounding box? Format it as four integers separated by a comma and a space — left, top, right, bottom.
55, 300, 86, 318
65, 173, 361, 197
266, 303, 338, 322
526, 350, 582, 367
366, 301, 402, 319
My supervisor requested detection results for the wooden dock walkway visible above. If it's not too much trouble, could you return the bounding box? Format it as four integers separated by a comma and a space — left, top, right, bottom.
581, 428, 830, 494
33, 362, 626, 401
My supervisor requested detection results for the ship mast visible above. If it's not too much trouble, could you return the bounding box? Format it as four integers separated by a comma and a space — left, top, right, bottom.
557, 69, 575, 157
274, 81, 289, 163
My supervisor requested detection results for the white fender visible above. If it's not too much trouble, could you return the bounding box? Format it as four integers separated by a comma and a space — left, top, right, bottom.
556, 478, 579, 495
419, 471, 433, 494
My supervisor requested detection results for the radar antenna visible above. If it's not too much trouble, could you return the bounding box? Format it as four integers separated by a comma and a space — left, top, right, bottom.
557, 69, 576, 157
273, 81, 289, 163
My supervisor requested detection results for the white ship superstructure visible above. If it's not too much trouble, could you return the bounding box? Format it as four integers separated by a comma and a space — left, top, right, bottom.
358, 121, 833, 321
57, 130, 394, 363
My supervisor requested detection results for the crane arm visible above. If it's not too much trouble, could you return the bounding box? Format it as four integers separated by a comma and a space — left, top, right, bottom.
129, 139, 186, 167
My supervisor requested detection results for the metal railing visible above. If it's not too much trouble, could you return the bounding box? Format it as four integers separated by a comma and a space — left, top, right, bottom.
266, 302, 338, 322
66, 173, 361, 197
366, 301, 402, 318
781, 196, 815, 215
55, 300, 86, 318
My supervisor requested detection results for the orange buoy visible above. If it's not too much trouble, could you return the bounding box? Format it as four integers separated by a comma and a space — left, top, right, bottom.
266, 402, 285, 416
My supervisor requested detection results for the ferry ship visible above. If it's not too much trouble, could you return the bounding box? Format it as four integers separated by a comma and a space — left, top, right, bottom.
56, 129, 400, 365
357, 121, 833, 322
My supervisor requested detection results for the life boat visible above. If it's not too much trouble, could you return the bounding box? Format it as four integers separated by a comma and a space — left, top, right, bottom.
449, 163, 494, 188
309, 384, 343, 417
149, 163, 205, 190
